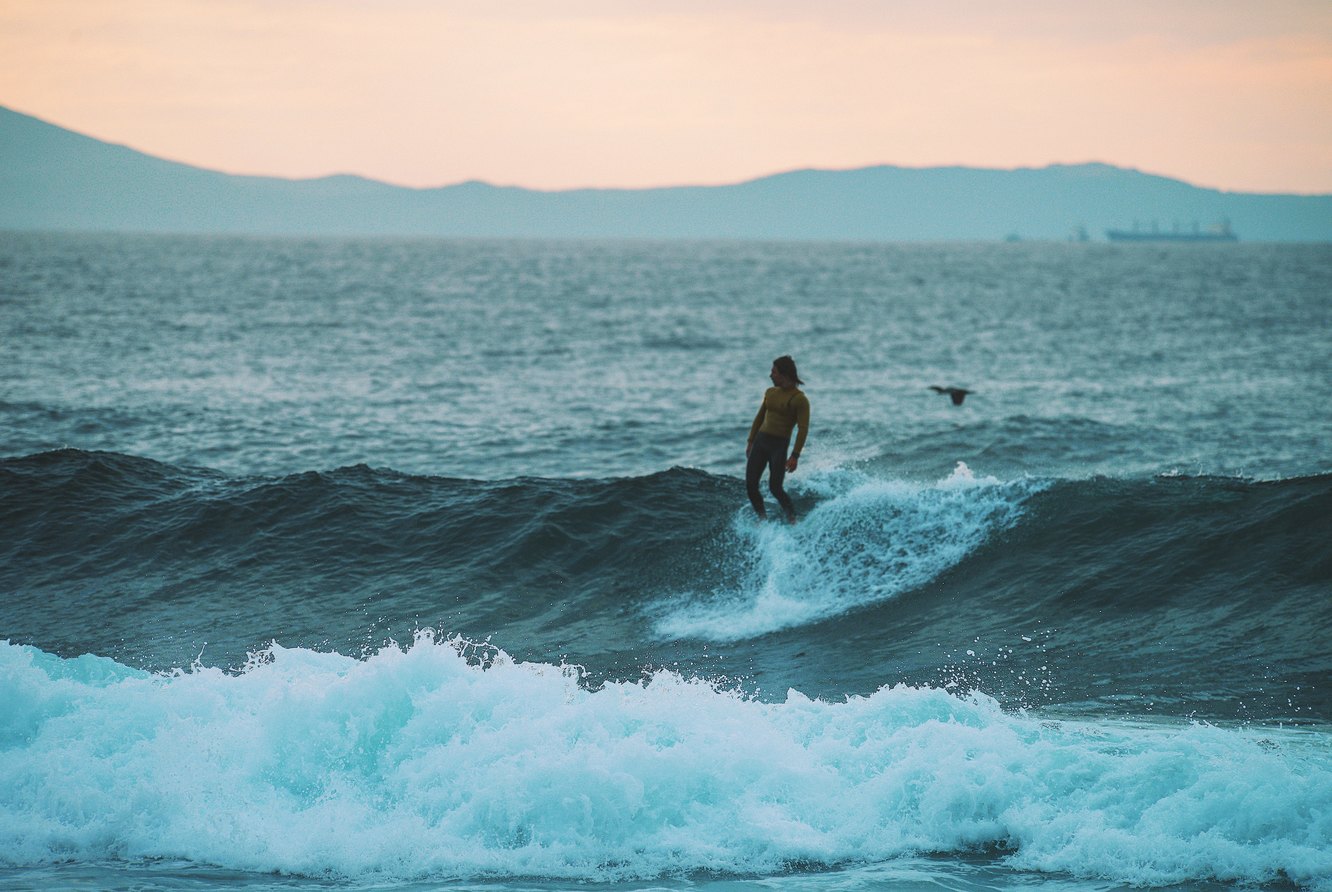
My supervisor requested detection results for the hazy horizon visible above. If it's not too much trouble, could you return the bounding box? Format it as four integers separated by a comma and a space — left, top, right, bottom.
4, 108, 1326, 200
6, 102, 1330, 200
3, 0, 1330, 194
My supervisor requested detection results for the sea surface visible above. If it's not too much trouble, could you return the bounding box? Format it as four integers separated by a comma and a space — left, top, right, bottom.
2, 233, 1330, 891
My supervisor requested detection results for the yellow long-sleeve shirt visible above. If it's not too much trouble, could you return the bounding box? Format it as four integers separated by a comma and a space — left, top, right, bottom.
748, 386, 810, 456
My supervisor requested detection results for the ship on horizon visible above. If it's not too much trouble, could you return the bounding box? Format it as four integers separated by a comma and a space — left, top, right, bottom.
1106, 219, 1238, 242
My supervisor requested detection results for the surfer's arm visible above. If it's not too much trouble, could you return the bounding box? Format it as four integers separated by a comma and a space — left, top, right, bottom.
789, 396, 810, 462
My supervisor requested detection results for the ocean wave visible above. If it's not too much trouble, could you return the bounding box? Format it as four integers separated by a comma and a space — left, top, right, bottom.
652, 462, 1041, 640
3, 449, 1330, 719
1, 635, 1328, 887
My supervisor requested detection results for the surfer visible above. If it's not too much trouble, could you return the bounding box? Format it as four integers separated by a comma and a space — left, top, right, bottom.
746, 355, 809, 523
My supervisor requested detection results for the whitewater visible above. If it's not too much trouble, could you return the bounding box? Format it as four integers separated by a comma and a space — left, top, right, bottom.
2, 235, 1330, 890
4, 635, 1331, 887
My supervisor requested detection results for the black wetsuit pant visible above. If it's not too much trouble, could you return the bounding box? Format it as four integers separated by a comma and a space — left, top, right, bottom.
746, 432, 795, 520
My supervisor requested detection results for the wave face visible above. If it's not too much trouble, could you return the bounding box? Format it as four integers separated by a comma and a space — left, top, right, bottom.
652, 463, 1040, 640
4, 449, 1331, 724
3, 635, 1330, 887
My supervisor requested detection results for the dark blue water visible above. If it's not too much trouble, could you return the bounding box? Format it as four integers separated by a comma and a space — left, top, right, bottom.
2, 234, 1330, 890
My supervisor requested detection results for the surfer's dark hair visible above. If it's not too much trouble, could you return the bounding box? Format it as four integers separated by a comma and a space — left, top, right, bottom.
773, 355, 803, 385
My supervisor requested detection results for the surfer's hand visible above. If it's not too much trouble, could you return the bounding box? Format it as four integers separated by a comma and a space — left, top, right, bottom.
785, 456, 798, 472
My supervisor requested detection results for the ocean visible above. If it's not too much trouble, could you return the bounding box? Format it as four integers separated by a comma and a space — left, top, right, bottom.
2, 233, 1330, 891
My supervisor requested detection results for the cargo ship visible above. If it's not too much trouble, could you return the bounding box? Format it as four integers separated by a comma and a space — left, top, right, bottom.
1106, 220, 1238, 242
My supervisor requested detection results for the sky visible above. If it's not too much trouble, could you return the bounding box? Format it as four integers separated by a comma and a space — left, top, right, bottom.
2, 0, 1330, 193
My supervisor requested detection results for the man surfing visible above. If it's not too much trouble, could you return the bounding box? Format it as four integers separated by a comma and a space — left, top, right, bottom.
745, 355, 809, 523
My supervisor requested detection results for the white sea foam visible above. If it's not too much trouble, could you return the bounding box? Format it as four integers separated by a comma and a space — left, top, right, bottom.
2, 635, 1328, 887
654, 463, 1039, 641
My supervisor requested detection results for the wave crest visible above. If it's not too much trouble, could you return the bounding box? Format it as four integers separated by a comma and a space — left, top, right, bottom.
653, 463, 1041, 640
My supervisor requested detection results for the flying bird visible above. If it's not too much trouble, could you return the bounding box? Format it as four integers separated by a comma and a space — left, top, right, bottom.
930, 386, 972, 406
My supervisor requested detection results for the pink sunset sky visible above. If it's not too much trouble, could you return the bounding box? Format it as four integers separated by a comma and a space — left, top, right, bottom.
2, 0, 1330, 193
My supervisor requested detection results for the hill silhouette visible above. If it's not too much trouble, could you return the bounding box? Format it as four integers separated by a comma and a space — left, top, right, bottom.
2, 106, 1329, 240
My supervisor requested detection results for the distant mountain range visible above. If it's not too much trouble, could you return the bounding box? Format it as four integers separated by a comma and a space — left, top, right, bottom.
2, 106, 1329, 241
